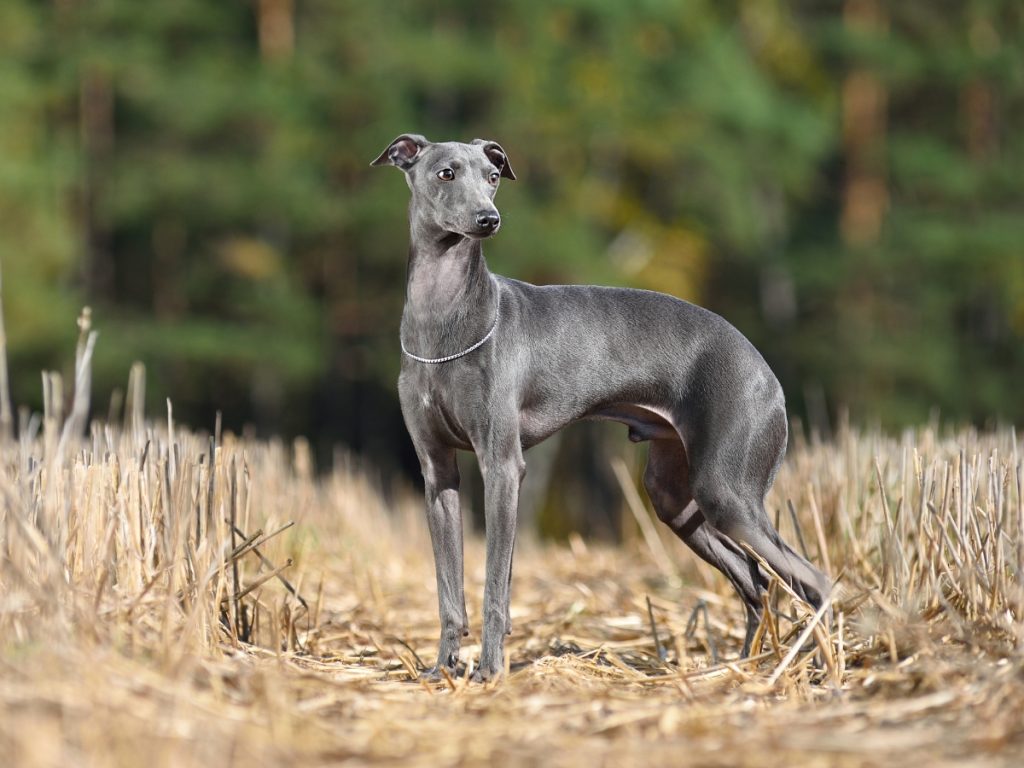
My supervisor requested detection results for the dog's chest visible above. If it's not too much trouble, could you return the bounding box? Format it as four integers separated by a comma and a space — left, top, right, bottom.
399, 366, 483, 447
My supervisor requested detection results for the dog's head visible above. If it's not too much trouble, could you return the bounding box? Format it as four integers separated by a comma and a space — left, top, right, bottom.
371, 135, 515, 239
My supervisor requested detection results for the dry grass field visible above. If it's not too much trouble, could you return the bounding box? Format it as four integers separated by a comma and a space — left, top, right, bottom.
1, 356, 1023, 765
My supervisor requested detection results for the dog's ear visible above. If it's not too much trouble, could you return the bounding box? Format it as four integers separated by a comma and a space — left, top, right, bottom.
371, 134, 430, 170
472, 139, 516, 180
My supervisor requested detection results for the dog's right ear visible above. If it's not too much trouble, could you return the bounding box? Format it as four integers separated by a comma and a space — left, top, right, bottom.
370, 134, 430, 170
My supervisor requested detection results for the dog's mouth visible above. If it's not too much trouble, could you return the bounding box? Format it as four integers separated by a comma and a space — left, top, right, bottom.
467, 224, 500, 239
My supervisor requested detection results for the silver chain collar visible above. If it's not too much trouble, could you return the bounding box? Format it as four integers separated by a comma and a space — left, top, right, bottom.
400, 290, 500, 365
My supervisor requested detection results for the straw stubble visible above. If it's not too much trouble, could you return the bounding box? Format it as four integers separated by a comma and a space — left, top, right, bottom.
1, 397, 1023, 765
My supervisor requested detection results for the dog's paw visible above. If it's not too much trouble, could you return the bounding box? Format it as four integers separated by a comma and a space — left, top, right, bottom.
469, 665, 503, 684
419, 665, 454, 682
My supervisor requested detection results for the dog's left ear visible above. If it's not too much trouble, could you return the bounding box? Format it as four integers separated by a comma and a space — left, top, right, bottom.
472, 139, 516, 180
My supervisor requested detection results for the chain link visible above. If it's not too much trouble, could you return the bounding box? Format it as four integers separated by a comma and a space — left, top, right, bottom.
400, 290, 500, 365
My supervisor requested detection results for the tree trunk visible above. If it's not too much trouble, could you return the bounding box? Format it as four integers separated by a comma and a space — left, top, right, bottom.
840, 0, 888, 247
79, 67, 115, 300
258, 0, 295, 61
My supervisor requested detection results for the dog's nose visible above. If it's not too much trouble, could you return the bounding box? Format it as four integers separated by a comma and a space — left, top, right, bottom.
475, 211, 500, 230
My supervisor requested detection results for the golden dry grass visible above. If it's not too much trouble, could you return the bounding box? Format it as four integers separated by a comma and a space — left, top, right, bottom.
2, 384, 1024, 766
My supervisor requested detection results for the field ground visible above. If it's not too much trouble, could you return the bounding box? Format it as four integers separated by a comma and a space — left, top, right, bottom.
2, 422, 1023, 767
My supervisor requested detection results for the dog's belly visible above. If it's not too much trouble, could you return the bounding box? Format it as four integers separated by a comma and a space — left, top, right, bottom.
519, 401, 677, 449
585, 403, 679, 441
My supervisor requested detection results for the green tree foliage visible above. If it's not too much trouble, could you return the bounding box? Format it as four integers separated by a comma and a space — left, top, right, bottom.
763, 0, 1024, 427
0, 2, 79, 374
0, 0, 1021, 465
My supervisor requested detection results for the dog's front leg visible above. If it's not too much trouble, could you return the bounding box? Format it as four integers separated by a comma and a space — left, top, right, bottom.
474, 446, 525, 682
419, 447, 468, 679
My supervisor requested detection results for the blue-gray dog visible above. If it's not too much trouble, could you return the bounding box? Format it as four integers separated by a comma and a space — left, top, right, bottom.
372, 134, 830, 681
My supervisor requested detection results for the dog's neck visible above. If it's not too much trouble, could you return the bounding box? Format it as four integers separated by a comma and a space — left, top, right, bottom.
401, 221, 498, 360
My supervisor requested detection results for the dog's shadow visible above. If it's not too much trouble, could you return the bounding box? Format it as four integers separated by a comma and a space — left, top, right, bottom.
405, 639, 684, 685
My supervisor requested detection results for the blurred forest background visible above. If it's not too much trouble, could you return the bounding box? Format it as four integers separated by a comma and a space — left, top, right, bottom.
1, 0, 1022, 532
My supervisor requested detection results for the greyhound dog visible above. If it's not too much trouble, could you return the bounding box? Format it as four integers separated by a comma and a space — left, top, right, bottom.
371, 134, 830, 681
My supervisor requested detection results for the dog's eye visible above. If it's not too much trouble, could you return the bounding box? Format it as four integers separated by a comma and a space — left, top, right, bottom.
437, 168, 455, 181
488, 171, 500, 184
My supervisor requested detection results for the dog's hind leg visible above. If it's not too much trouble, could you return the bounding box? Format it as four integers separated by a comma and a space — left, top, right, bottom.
688, 407, 831, 621
643, 438, 770, 656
